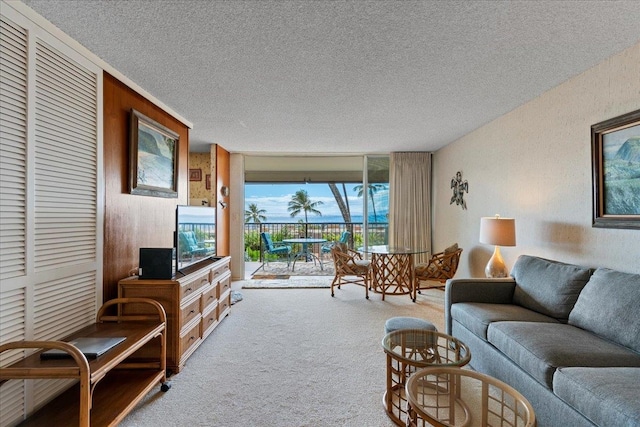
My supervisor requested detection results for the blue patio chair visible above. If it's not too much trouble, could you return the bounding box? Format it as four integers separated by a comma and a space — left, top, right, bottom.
260, 232, 292, 268
178, 230, 209, 260
321, 231, 351, 259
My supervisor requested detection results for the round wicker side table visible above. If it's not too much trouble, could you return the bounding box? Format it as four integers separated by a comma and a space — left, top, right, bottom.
406, 367, 536, 427
381, 329, 471, 426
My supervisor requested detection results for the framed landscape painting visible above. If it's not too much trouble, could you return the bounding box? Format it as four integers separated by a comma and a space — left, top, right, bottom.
129, 109, 179, 198
591, 109, 640, 229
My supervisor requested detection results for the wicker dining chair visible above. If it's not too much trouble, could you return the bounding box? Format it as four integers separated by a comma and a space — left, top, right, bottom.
330, 243, 370, 299
414, 244, 463, 293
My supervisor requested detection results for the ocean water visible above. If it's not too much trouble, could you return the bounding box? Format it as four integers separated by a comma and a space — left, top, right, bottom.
253, 214, 388, 224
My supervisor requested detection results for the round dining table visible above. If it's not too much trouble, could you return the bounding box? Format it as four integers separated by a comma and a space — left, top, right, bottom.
360, 245, 430, 301
282, 238, 327, 271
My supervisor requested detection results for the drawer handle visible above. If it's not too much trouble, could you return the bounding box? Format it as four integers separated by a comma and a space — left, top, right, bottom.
214, 271, 220, 276
186, 287, 192, 292
200, 279, 209, 285
190, 336, 196, 341
189, 309, 195, 314
208, 295, 214, 300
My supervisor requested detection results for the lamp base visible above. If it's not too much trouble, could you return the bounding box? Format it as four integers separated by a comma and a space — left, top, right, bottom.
485, 246, 509, 278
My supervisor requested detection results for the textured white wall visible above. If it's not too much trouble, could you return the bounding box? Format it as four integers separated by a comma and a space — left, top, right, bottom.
433, 42, 640, 277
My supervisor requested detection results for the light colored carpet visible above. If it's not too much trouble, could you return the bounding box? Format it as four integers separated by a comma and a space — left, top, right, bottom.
119, 281, 446, 426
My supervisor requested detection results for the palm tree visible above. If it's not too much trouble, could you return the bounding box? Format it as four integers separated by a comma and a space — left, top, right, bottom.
288, 189, 323, 223
354, 183, 386, 222
245, 203, 267, 223
328, 183, 352, 223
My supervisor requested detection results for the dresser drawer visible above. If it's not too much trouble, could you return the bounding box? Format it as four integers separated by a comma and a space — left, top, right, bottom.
180, 320, 201, 358
180, 297, 201, 330
181, 270, 210, 300
211, 262, 231, 282
217, 275, 231, 299
218, 289, 231, 318
201, 283, 218, 312
201, 304, 219, 339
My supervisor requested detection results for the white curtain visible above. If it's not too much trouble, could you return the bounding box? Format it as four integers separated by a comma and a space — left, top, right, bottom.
388, 152, 432, 263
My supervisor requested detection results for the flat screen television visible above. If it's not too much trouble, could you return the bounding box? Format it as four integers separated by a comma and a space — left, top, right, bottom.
175, 205, 216, 274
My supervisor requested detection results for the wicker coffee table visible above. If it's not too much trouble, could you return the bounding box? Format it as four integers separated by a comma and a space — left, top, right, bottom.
405, 367, 536, 427
381, 329, 471, 426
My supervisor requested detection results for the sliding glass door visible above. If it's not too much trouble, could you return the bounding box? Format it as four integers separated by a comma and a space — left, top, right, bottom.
242, 154, 389, 274
363, 156, 390, 250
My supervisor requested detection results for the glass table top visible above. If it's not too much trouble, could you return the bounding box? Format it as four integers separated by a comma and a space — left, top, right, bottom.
359, 245, 430, 255
282, 238, 327, 244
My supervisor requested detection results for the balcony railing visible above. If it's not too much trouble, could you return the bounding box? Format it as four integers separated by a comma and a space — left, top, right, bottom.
244, 222, 388, 262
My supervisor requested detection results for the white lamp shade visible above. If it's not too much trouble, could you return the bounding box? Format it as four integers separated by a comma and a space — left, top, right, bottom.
479, 217, 516, 247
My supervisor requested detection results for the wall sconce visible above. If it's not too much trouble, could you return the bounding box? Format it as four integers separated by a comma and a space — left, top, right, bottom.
479, 214, 516, 278
219, 201, 227, 209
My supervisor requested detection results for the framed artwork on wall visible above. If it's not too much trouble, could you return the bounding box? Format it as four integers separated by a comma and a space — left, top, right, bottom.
129, 109, 179, 198
189, 169, 202, 181
206, 174, 211, 190
591, 109, 640, 229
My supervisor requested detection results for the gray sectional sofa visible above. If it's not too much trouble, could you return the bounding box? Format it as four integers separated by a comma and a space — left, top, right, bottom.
445, 255, 640, 427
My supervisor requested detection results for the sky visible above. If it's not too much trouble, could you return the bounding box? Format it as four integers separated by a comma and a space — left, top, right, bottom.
602, 124, 640, 158
245, 183, 389, 222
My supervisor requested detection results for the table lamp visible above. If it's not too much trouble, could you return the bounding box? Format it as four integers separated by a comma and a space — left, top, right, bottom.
479, 215, 516, 278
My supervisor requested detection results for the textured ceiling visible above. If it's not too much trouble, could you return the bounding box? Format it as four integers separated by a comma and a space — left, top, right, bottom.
21, 0, 640, 154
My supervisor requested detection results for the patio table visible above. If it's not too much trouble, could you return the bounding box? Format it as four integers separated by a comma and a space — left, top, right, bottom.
283, 238, 327, 271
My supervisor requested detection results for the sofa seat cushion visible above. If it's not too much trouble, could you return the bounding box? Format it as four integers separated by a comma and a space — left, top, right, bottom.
553, 367, 640, 427
511, 255, 593, 321
569, 268, 640, 353
451, 303, 558, 341
487, 322, 640, 389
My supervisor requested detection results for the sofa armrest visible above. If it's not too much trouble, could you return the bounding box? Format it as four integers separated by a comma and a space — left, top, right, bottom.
444, 278, 516, 335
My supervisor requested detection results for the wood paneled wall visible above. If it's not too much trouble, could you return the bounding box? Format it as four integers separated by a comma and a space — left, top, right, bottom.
215, 145, 230, 256
103, 73, 189, 300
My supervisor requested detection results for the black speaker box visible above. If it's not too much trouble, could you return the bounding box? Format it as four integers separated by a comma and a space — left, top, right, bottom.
139, 248, 174, 280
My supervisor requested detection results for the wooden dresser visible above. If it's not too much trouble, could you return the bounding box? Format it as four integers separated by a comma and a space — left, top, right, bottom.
118, 256, 231, 375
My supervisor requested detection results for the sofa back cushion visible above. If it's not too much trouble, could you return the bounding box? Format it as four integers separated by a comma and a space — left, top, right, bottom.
568, 268, 640, 353
511, 255, 592, 321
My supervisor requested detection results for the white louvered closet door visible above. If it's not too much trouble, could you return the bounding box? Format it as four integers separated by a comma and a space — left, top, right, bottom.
0, 4, 103, 424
